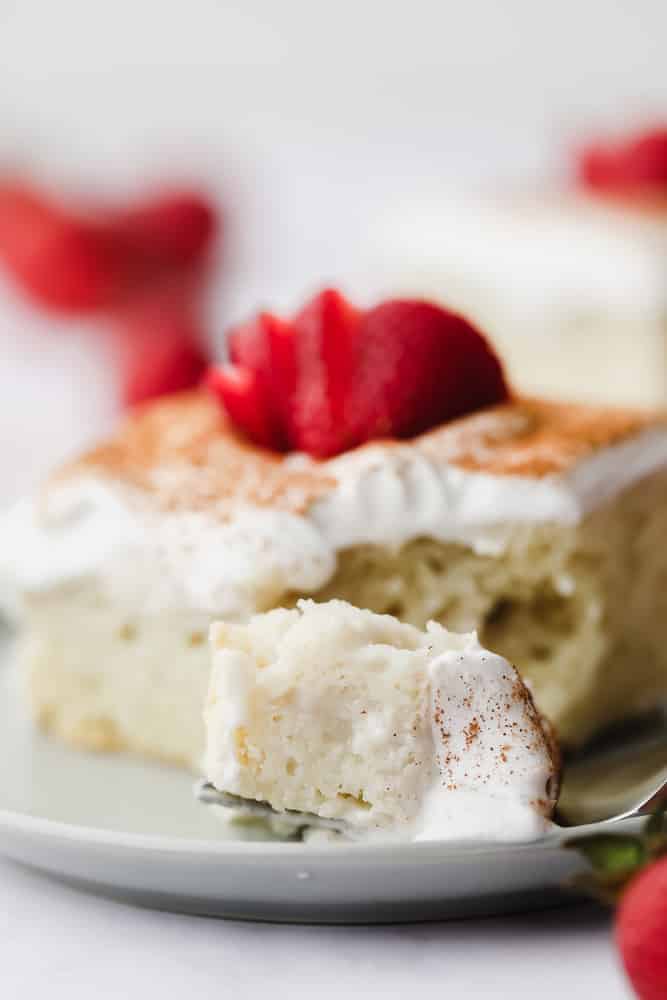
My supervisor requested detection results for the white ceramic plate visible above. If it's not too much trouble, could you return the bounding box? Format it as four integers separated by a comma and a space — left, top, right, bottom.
0, 633, 641, 923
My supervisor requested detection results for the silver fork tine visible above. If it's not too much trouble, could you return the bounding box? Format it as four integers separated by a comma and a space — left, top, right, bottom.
195, 781, 348, 834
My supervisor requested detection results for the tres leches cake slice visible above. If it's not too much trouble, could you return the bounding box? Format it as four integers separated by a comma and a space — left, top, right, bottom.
3, 289, 667, 768
204, 600, 559, 841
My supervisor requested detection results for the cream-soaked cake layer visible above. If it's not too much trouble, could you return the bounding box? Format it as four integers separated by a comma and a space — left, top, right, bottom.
3, 418, 667, 619
204, 600, 557, 842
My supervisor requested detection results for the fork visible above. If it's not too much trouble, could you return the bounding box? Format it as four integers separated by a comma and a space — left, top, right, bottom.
197, 725, 667, 835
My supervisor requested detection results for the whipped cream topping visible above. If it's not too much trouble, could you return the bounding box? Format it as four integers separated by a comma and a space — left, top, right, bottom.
374, 190, 667, 315
0, 479, 334, 620
417, 631, 555, 841
3, 424, 667, 619
314, 425, 667, 552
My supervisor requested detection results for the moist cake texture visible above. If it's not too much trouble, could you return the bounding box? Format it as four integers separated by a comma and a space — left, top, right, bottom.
3, 389, 667, 766
205, 600, 558, 841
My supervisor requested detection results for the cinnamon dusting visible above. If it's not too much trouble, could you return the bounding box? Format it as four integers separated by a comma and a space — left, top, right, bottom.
51, 390, 665, 518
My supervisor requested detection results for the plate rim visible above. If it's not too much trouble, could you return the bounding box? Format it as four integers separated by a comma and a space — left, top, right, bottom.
0, 803, 635, 861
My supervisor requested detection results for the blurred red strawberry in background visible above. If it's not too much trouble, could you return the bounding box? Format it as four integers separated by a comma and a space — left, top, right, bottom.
0, 183, 122, 312
115, 293, 210, 407
578, 125, 667, 197
109, 189, 217, 277
0, 176, 220, 408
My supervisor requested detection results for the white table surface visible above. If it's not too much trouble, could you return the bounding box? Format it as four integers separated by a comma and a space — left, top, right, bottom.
0, 856, 630, 999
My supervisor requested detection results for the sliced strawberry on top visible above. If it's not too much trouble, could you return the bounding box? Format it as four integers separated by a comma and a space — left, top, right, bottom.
351, 300, 508, 442
289, 288, 361, 457
266, 314, 299, 443
207, 291, 508, 458
227, 311, 296, 450
458, 313, 510, 413
206, 364, 280, 450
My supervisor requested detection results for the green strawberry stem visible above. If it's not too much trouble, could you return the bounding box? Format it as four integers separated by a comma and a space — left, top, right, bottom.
565, 801, 667, 905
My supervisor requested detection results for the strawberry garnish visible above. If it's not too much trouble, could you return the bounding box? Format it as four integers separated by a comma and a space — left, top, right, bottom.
205, 365, 279, 450
290, 289, 361, 457
207, 290, 509, 458
353, 299, 507, 443
227, 311, 295, 449
578, 126, 667, 197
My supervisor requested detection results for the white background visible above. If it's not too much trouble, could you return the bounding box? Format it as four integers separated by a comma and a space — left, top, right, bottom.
0, 2, 662, 994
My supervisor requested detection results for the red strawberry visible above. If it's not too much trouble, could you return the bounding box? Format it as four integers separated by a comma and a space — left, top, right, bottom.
569, 808, 667, 1000
0, 184, 121, 312
264, 312, 299, 441
615, 856, 667, 1000
109, 189, 218, 275
116, 299, 210, 407
289, 289, 361, 457
214, 289, 361, 457
227, 311, 296, 449
621, 128, 667, 189
578, 126, 667, 195
205, 364, 279, 450
351, 300, 508, 444
578, 143, 619, 191
207, 290, 508, 458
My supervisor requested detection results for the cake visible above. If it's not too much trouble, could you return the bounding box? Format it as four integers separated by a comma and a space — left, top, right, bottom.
204, 599, 559, 841
369, 126, 667, 406
3, 288, 667, 768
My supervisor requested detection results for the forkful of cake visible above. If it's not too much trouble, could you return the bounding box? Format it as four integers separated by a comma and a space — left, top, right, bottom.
197, 599, 560, 842
197, 599, 667, 841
